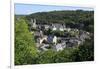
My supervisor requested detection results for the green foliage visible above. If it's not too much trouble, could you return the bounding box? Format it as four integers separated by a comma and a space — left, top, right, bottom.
53, 48, 78, 63
36, 50, 56, 64
70, 38, 94, 62
15, 17, 37, 65
26, 10, 94, 32
15, 10, 94, 65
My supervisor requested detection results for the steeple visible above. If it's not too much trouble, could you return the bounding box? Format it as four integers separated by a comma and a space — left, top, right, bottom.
31, 18, 36, 29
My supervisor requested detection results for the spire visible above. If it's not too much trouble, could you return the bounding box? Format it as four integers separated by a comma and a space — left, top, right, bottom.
31, 18, 36, 28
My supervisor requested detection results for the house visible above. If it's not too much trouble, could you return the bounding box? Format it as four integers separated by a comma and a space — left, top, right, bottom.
54, 42, 66, 51
53, 36, 57, 44
47, 35, 57, 44
52, 25, 57, 31
38, 36, 47, 44
51, 23, 66, 31
54, 44, 63, 51
47, 35, 54, 43
40, 44, 49, 51
44, 25, 50, 30
66, 28, 71, 32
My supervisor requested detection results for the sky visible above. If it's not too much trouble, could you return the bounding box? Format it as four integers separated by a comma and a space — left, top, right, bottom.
15, 3, 94, 15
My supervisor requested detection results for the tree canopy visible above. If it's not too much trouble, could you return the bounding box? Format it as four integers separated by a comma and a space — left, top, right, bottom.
15, 17, 37, 65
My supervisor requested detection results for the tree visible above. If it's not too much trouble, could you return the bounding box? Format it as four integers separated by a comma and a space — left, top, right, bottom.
15, 17, 37, 65
36, 50, 56, 64
71, 38, 94, 62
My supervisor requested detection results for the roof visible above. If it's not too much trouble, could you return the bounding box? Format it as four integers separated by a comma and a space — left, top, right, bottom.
47, 35, 54, 43
52, 23, 65, 29
55, 44, 63, 51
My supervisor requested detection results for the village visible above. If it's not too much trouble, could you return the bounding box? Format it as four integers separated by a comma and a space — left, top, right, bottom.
30, 19, 91, 52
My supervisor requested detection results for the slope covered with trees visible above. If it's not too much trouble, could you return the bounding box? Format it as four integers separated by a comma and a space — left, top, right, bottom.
26, 10, 94, 32
15, 17, 37, 65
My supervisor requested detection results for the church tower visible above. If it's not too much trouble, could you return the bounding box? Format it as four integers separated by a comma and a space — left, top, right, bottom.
31, 18, 36, 29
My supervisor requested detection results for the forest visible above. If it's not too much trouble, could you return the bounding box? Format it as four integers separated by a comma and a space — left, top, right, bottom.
26, 10, 94, 32
15, 10, 94, 65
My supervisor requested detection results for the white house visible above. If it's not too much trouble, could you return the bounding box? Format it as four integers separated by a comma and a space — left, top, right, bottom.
66, 28, 71, 32
52, 26, 57, 31
59, 27, 64, 31
44, 25, 50, 30
55, 44, 63, 51
53, 36, 57, 44
39, 36, 47, 44
51, 23, 66, 31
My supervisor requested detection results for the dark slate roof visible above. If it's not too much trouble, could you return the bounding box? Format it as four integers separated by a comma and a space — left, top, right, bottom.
47, 35, 54, 43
